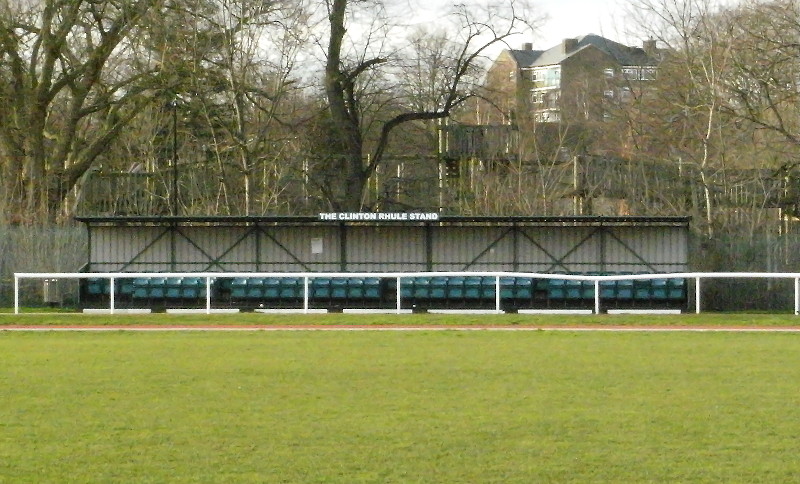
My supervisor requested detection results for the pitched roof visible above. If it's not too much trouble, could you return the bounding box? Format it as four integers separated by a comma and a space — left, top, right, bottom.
507, 34, 657, 68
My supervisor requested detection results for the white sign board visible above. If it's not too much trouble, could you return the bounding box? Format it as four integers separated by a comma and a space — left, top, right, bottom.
318, 212, 439, 221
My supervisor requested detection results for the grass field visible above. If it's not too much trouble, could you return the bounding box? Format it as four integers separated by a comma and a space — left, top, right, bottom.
3, 326, 800, 482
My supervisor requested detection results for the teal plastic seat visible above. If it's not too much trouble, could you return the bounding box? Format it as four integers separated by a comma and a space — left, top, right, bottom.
651, 279, 668, 300
599, 280, 616, 299
668, 278, 686, 300
547, 278, 567, 300
563, 279, 582, 299
430, 277, 448, 299
263, 278, 282, 298
464, 277, 483, 299
499, 277, 516, 299
634, 280, 651, 300
86, 278, 107, 296
118, 279, 135, 296
446, 277, 466, 299
331, 278, 349, 299
165, 278, 183, 299
230, 278, 248, 299
137, 277, 164, 299
345, 278, 365, 299
400, 279, 414, 298
616, 279, 634, 300
412, 277, 432, 299
279, 278, 302, 299
363, 278, 382, 299
312, 278, 331, 298
480, 277, 496, 299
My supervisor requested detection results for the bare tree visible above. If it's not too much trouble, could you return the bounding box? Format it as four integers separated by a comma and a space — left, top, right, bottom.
625, 0, 739, 237
0, 0, 165, 221
318, 0, 537, 211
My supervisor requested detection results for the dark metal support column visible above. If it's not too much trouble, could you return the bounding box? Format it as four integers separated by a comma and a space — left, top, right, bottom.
255, 222, 261, 271
600, 225, 607, 273
86, 224, 93, 272
170, 222, 177, 271
512, 222, 519, 271
425, 222, 433, 271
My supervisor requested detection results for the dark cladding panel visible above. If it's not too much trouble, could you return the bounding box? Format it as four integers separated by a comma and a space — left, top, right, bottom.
171, 226, 256, 272
603, 226, 688, 273
346, 225, 426, 271
259, 225, 340, 272
206, 227, 258, 272
515, 226, 599, 272
90, 225, 171, 271
430, 225, 515, 271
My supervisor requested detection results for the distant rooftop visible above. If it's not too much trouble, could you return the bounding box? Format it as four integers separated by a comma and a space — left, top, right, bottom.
508, 34, 659, 68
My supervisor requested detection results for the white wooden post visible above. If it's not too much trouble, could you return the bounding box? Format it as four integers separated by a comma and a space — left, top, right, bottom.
594, 279, 600, 315
303, 276, 310, 313
109, 277, 116, 314
495, 276, 501, 312
14, 275, 19, 315
695, 276, 701, 314
396, 276, 402, 314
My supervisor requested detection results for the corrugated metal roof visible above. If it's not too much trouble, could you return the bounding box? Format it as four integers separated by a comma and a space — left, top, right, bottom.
76, 215, 690, 226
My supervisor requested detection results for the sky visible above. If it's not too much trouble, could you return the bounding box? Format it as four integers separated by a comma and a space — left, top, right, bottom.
533, 0, 631, 48
403, 0, 637, 61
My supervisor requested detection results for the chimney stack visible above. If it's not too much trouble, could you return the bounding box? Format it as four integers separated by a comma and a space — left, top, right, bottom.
563, 38, 578, 54
643, 39, 657, 55
522, 42, 533, 51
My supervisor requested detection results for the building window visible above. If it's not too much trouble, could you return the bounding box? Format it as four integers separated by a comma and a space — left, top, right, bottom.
534, 111, 561, 123
532, 66, 560, 89
604, 68, 615, 79
640, 67, 657, 80
621, 66, 657, 81
521, 69, 536, 82
622, 67, 638, 80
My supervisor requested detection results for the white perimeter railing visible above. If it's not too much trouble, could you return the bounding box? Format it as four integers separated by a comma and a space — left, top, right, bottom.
12, 271, 800, 315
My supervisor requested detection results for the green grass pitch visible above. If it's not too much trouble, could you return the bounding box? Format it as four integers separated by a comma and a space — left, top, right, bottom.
2, 328, 800, 482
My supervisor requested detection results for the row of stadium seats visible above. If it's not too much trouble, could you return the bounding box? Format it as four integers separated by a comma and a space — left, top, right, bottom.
396, 276, 687, 303
223, 277, 383, 302
84, 277, 208, 300
81, 274, 687, 309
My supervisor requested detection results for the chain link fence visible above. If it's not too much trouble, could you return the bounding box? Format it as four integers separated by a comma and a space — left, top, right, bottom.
2, 222, 799, 312
0, 224, 86, 307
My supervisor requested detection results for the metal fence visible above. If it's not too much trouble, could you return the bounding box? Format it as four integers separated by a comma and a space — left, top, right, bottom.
13, 271, 800, 315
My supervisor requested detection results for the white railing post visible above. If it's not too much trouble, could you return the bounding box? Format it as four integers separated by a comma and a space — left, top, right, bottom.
396, 276, 402, 314
594, 279, 600, 315
495, 276, 501, 312
303, 276, 309, 313
695, 276, 701, 314
109, 277, 116, 314
14, 275, 19, 315
206, 276, 212, 314
795, 278, 799, 316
